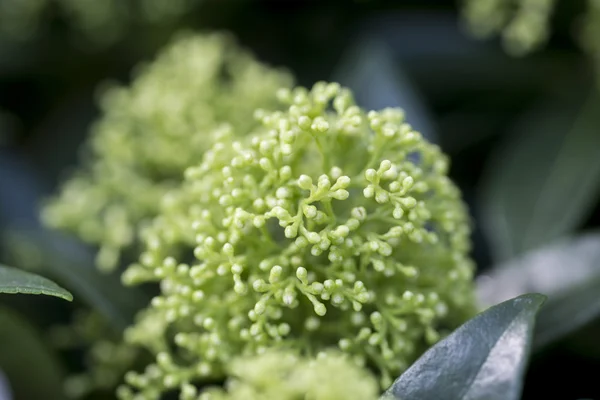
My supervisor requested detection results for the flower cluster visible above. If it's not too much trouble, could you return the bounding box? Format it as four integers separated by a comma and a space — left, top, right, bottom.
43, 32, 293, 272
462, 0, 557, 56
120, 82, 476, 398
0, 0, 202, 45
197, 350, 379, 400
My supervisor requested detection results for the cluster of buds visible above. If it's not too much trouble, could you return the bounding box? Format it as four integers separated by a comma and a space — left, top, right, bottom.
43, 33, 292, 272
120, 82, 476, 399
197, 350, 379, 400
0, 0, 203, 45
462, 0, 557, 56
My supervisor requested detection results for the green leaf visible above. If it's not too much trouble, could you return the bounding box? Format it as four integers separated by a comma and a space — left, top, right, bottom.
384, 294, 545, 400
479, 91, 600, 261
0, 306, 67, 400
0, 263, 73, 301
477, 232, 600, 350
2, 229, 147, 331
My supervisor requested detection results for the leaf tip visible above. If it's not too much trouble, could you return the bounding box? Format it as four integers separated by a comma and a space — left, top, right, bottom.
514, 293, 546, 309
60, 291, 74, 302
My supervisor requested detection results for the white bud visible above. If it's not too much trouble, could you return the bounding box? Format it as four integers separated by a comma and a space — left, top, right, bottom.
365, 169, 377, 182
296, 267, 308, 282
297, 175, 313, 190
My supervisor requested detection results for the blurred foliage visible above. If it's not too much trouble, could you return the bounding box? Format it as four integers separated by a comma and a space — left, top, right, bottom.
478, 232, 600, 350
462, 0, 600, 88
462, 0, 558, 56
479, 91, 600, 260
49, 310, 146, 399
581, 0, 600, 83
0, 306, 67, 400
0, 0, 202, 47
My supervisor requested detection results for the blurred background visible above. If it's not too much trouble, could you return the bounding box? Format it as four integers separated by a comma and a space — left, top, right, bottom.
1, 0, 599, 399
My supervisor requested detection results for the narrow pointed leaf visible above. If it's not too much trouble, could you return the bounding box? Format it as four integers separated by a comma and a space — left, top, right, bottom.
480, 91, 600, 261
0, 264, 73, 301
477, 232, 600, 349
385, 294, 545, 400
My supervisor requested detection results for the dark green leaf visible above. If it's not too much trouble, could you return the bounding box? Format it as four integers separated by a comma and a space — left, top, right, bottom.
384, 294, 545, 400
0, 306, 67, 400
477, 232, 600, 349
479, 91, 600, 261
0, 263, 72, 301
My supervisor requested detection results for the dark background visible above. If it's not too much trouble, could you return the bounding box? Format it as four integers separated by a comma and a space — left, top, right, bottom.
0, 1, 598, 399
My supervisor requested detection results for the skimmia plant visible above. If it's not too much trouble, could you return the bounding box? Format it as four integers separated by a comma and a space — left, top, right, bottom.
0, 0, 598, 398
43, 34, 480, 395
35, 28, 554, 400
